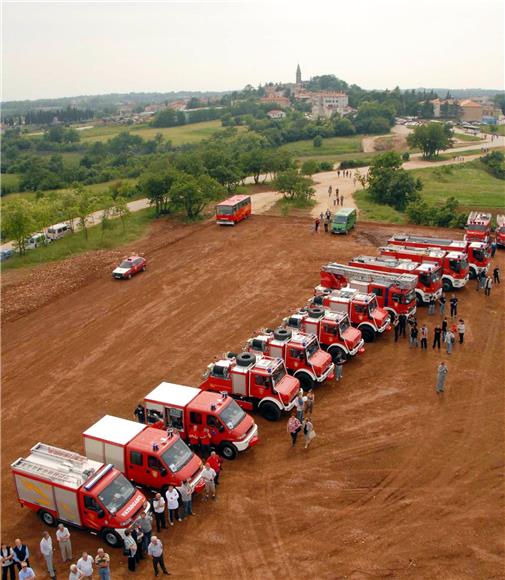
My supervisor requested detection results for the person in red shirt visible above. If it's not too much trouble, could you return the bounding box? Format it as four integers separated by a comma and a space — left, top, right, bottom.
199, 425, 211, 458
189, 424, 200, 455
207, 450, 222, 485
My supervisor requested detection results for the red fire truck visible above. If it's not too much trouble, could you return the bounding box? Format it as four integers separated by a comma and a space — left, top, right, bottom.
142, 382, 259, 460
282, 307, 365, 362
349, 255, 442, 305
11, 443, 149, 547
200, 354, 299, 421
496, 215, 505, 248
215, 195, 251, 225
318, 262, 417, 320
246, 329, 335, 391
83, 416, 205, 495
465, 211, 492, 243
311, 287, 391, 343
378, 245, 469, 291
387, 234, 491, 278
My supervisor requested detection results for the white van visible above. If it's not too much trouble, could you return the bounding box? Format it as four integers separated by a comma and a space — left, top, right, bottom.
25, 232, 52, 250
47, 223, 71, 240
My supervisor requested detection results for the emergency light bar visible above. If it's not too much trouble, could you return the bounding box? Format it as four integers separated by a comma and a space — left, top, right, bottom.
84, 463, 114, 490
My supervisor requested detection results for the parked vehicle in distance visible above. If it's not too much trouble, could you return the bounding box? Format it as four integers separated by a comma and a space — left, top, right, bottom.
83, 415, 205, 495
215, 195, 251, 225
25, 232, 52, 250
331, 208, 357, 235
496, 215, 505, 248
0, 249, 14, 261
47, 223, 71, 240
112, 255, 146, 279
11, 443, 149, 548
465, 212, 492, 243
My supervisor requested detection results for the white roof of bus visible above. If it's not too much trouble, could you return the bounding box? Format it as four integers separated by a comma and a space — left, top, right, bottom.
217, 195, 250, 206
144, 382, 200, 407
83, 415, 146, 445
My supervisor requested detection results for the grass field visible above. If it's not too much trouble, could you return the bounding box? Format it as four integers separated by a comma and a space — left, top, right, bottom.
354, 189, 407, 224
1, 173, 21, 190
453, 132, 484, 142
2, 208, 155, 270
280, 135, 363, 158
480, 125, 505, 136
79, 120, 226, 145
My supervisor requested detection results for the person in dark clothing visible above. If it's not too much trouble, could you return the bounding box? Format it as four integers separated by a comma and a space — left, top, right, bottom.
314, 218, 320, 233
449, 295, 458, 318
432, 325, 442, 350
134, 403, 146, 424
12, 540, 30, 571
442, 317, 448, 342
398, 313, 407, 338
393, 317, 400, 342
491, 241, 497, 257
409, 325, 418, 348
493, 266, 500, 284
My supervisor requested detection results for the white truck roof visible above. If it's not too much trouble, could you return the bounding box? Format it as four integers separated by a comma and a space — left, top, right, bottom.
83, 415, 146, 446
144, 382, 201, 407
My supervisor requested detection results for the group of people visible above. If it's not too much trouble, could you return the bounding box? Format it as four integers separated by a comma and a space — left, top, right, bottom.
287, 389, 316, 449
314, 209, 335, 234
475, 266, 500, 296
327, 185, 344, 208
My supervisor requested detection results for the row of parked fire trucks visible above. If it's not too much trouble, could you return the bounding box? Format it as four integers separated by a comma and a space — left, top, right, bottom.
11, 218, 494, 548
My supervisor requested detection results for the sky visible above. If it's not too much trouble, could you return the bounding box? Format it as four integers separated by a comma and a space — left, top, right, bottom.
2, 0, 504, 101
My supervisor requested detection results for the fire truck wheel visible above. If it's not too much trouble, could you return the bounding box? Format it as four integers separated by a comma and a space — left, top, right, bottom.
236, 352, 256, 367
259, 402, 281, 421
296, 372, 315, 391
38, 510, 56, 527
469, 269, 477, 280
415, 294, 423, 307
102, 529, 122, 548
442, 280, 453, 292
219, 442, 238, 460
273, 327, 292, 341
360, 327, 375, 343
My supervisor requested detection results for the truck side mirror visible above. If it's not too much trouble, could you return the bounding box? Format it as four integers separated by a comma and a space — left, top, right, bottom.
97, 509, 105, 519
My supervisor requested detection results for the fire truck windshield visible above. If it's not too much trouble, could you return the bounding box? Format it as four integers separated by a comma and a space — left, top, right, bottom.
162, 439, 193, 473
218, 399, 246, 429
339, 318, 350, 334
419, 268, 441, 287
305, 339, 319, 359
368, 297, 378, 314
473, 249, 484, 262
216, 206, 233, 215
271, 365, 286, 386
468, 224, 488, 231
404, 289, 416, 304
97, 473, 136, 515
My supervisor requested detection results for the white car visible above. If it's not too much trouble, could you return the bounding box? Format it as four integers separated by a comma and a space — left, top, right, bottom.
25, 233, 52, 250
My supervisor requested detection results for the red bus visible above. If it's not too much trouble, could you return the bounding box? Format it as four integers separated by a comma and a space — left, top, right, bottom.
216, 195, 251, 225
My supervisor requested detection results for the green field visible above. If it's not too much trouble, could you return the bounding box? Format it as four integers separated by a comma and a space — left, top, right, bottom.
1, 173, 21, 189
2, 208, 156, 270
480, 125, 505, 136
453, 132, 484, 142
79, 120, 226, 145
354, 189, 407, 224
280, 135, 363, 158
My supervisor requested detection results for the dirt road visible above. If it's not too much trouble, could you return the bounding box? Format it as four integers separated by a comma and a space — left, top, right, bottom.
2, 217, 504, 579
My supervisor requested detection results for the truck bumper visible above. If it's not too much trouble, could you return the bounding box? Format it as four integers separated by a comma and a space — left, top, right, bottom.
452, 275, 469, 288
348, 339, 365, 357
315, 362, 335, 383
233, 424, 259, 453
216, 220, 235, 226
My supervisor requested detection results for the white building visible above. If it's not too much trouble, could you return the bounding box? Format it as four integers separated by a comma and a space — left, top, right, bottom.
266, 109, 286, 120
311, 91, 349, 119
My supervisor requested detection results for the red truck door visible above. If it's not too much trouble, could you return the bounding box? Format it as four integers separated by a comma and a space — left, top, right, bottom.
125, 449, 147, 485
81, 495, 105, 531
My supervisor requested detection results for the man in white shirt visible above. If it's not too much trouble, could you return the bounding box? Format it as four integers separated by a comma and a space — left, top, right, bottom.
152, 493, 167, 532
165, 485, 181, 525
77, 552, 93, 578
147, 536, 169, 576
69, 564, 82, 580
55, 523, 72, 562
39, 532, 55, 578
202, 463, 217, 500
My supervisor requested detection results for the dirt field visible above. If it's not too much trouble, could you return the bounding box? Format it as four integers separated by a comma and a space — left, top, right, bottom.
2, 216, 504, 579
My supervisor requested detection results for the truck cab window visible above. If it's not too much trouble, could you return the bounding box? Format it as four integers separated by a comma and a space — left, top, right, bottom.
289, 348, 303, 360
189, 412, 202, 424
148, 456, 162, 470
207, 415, 225, 432
146, 409, 163, 425
84, 496, 101, 512
166, 407, 183, 431
129, 451, 143, 466
323, 324, 337, 335
372, 287, 383, 297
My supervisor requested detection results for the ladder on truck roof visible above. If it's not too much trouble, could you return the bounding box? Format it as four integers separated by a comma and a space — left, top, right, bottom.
323, 263, 417, 290
467, 211, 491, 224
12, 457, 86, 486
380, 245, 444, 258
31, 443, 89, 466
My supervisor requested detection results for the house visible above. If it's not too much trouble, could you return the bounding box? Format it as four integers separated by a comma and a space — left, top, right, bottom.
266, 109, 286, 120
259, 95, 290, 108
311, 91, 349, 119
459, 99, 483, 122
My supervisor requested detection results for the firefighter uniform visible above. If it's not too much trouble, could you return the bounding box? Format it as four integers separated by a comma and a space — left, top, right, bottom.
189, 425, 200, 454
199, 426, 211, 458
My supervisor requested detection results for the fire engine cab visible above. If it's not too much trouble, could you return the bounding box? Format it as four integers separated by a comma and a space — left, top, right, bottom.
496, 215, 505, 248
465, 211, 492, 243
142, 382, 259, 460
387, 234, 490, 278
11, 443, 149, 548
282, 307, 365, 362
246, 328, 335, 391
215, 195, 251, 225
378, 245, 469, 291
349, 255, 442, 305
318, 262, 417, 320
311, 287, 390, 343
83, 416, 205, 495
200, 354, 299, 422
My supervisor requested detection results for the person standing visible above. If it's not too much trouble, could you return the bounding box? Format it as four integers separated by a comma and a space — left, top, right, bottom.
449, 294, 458, 318
177, 480, 195, 519
432, 324, 442, 350
132, 525, 145, 562
39, 532, 55, 579
305, 390, 315, 416
436, 362, 448, 394
152, 492, 167, 532
420, 324, 428, 350
294, 392, 305, 422
147, 537, 169, 577
17, 563, 35, 580
491, 240, 497, 257
314, 217, 320, 233
188, 423, 200, 454
12, 539, 30, 572
56, 523, 72, 562
409, 324, 418, 348
335, 355, 344, 381
323, 215, 330, 233
207, 451, 222, 486
485, 275, 493, 296
479, 269, 486, 290
398, 313, 407, 338
76, 552, 94, 579
428, 296, 436, 315
303, 418, 316, 449
123, 530, 137, 572
1, 543, 15, 580
94, 548, 111, 580
457, 319, 465, 344
165, 485, 181, 525
328, 185, 332, 196
287, 413, 302, 448
493, 266, 500, 284
68, 564, 82, 580
199, 424, 212, 458
340, 194, 344, 205
445, 328, 454, 354
138, 511, 153, 553
202, 463, 217, 501
134, 403, 146, 423
442, 317, 448, 342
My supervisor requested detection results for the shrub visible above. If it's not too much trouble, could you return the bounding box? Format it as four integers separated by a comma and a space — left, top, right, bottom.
319, 161, 333, 171
313, 135, 323, 148
340, 159, 368, 169
402, 152, 410, 161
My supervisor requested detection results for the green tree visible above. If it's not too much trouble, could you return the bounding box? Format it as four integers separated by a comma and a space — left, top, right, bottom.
171, 173, 222, 219
301, 159, 320, 176
2, 198, 37, 254
100, 197, 115, 240
407, 122, 453, 159
333, 117, 355, 136
274, 169, 315, 201
313, 135, 323, 148
58, 190, 78, 231
113, 196, 131, 232
366, 152, 422, 210
140, 170, 177, 215
73, 184, 98, 240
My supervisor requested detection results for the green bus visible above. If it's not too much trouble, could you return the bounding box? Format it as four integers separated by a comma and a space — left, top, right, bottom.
331, 207, 357, 234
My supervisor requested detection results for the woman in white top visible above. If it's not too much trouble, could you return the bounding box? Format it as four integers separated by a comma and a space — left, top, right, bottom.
165, 485, 182, 525
123, 530, 137, 572
1, 543, 16, 580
